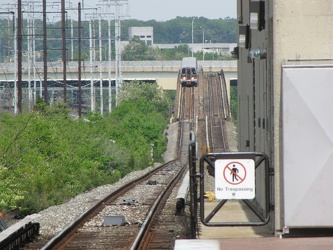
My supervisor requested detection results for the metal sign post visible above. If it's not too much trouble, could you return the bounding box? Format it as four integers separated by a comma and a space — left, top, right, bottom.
199, 152, 272, 227
188, 131, 198, 238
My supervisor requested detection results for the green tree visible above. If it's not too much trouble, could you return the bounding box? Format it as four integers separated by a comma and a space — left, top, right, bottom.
122, 37, 160, 60
118, 81, 171, 117
160, 44, 191, 60
0, 81, 173, 215
0, 110, 125, 213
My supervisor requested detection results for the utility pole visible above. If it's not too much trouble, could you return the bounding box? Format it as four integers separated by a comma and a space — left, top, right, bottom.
88, 18, 95, 112
71, 19, 74, 61
78, 1, 82, 117
107, 4, 112, 113
61, 0, 67, 102
43, 0, 48, 104
113, 0, 128, 106
98, 17, 103, 115
27, 17, 31, 110
191, 18, 195, 57
17, 0, 22, 113
14, 18, 17, 114
98, 1, 115, 113
67, 4, 96, 117
32, 3, 37, 102
115, 1, 121, 106
201, 26, 205, 61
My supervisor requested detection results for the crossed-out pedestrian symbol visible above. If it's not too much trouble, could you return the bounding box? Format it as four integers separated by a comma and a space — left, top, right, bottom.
223, 162, 246, 185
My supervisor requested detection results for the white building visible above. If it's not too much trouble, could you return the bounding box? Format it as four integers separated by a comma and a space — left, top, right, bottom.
128, 27, 154, 46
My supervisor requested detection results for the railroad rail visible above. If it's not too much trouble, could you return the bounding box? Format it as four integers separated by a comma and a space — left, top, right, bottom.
191, 70, 231, 238
130, 162, 187, 249
131, 79, 198, 249
24, 160, 182, 249
206, 72, 228, 152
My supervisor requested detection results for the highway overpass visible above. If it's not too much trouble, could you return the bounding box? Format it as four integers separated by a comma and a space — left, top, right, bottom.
0, 60, 237, 90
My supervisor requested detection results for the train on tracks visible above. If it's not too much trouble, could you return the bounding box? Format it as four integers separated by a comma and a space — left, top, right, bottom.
180, 57, 198, 87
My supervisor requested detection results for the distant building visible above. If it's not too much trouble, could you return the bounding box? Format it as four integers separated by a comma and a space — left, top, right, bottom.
128, 27, 154, 46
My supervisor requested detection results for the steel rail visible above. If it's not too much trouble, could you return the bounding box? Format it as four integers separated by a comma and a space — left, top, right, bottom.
41, 160, 178, 250
130, 162, 186, 250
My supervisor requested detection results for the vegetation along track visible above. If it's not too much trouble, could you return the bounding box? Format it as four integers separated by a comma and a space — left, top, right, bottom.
19, 70, 230, 249
23, 75, 196, 249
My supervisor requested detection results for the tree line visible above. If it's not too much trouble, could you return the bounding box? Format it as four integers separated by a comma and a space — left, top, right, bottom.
0, 16, 237, 62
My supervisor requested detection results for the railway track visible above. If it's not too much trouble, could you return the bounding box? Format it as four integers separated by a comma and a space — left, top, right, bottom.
193, 70, 231, 238
20, 74, 196, 249
132, 82, 199, 249
2, 70, 232, 249
196, 71, 229, 154
22, 160, 183, 250
206, 72, 227, 152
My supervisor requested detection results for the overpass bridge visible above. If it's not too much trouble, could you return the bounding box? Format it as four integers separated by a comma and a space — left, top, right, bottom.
0, 60, 237, 113
0, 60, 237, 90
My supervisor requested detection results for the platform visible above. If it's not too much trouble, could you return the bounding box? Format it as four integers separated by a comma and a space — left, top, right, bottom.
174, 199, 333, 249
174, 237, 333, 250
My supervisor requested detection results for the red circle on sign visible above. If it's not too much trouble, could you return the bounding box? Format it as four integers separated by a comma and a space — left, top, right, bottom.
223, 161, 247, 185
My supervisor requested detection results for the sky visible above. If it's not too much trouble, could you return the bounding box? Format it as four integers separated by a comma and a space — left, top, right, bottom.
124, 0, 236, 21
89, 0, 236, 21
0, 0, 237, 21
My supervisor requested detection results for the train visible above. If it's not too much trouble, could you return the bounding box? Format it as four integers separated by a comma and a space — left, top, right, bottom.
180, 57, 198, 87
